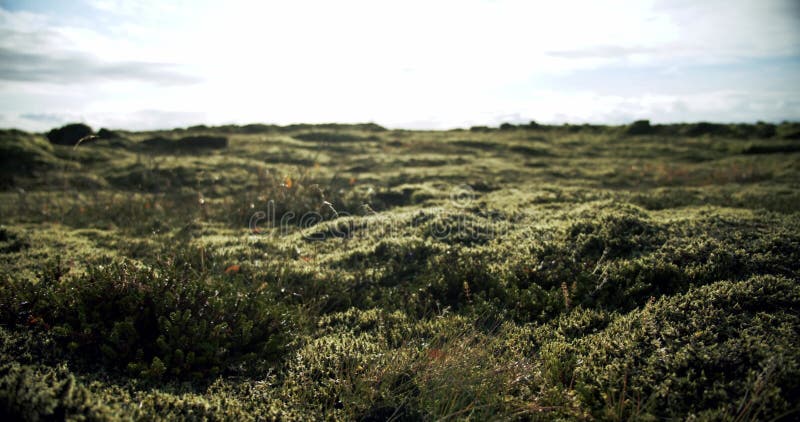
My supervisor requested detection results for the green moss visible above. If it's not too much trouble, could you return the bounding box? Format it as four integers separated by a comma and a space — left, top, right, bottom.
0, 363, 115, 421
0, 123, 798, 419
0, 131, 75, 187
572, 275, 800, 420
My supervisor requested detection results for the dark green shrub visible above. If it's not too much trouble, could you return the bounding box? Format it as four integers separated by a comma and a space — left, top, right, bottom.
96, 128, 119, 139
625, 119, 653, 135
742, 143, 800, 154
356, 123, 388, 132
46, 123, 94, 146
776, 121, 800, 139
176, 135, 228, 149
5, 257, 289, 380
240, 123, 277, 133
140, 136, 174, 149
281, 122, 385, 133
451, 139, 498, 150
139, 135, 227, 151
509, 144, 550, 156
752, 121, 777, 138
293, 132, 376, 143
683, 122, 728, 137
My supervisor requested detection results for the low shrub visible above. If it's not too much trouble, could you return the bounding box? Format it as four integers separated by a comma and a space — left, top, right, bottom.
3, 256, 289, 380
683, 122, 729, 137
176, 135, 228, 149
293, 132, 377, 143
46, 123, 94, 146
625, 119, 653, 136
140, 135, 228, 151
742, 143, 800, 154
96, 128, 119, 139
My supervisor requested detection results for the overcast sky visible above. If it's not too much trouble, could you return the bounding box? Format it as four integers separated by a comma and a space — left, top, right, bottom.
1, 0, 799, 131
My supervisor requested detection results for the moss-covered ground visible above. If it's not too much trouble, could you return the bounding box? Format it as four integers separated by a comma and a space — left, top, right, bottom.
1, 121, 799, 420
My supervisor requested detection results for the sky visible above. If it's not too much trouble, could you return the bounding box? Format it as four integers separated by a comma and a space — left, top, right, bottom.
0, 0, 799, 131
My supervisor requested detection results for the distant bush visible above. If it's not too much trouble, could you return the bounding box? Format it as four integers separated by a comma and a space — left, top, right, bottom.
742, 143, 800, 154
350, 122, 387, 132
624, 119, 654, 135
46, 123, 94, 146
139, 136, 173, 149
751, 121, 777, 138
509, 144, 550, 156
633, 122, 785, 139
679, 122, 769, 138
177, 135, 228, 149
140, 135, 228, 151
682, 122, 720, 137
451, 139, 499, 150
777, 122, 800, 139
293, 132, 377, 143
281, 123, 386, 133
499, 123, 516, 131
469, 126, 491, 132
96, 128, 119, 139
240, 123, 277, 134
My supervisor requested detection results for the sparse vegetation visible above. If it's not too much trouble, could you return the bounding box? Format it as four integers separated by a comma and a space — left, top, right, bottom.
0, 121, 798, 420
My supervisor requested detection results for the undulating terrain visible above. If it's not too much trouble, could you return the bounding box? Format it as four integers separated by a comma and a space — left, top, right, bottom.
1, 121, 799, 420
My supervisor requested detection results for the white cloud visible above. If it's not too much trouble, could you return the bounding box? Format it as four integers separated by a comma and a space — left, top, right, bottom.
1, 0, 798, 131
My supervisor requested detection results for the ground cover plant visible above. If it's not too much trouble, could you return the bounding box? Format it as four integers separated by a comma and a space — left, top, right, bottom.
0, 121, 799, 420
